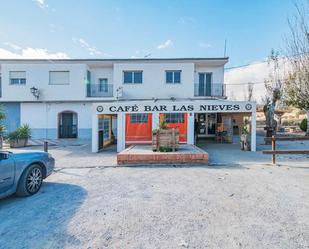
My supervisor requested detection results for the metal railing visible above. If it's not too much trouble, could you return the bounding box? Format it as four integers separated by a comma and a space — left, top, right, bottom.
86, 84, 113, 97
194, 83, 226, 97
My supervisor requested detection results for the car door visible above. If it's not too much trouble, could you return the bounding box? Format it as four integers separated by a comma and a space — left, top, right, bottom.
0, 153, 15, 193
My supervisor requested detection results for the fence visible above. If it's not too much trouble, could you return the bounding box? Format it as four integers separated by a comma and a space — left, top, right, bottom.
262, 136, 309, 164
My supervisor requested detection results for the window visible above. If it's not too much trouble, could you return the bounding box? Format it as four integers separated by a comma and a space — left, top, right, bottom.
166, 70, 181, 84
123, 71, 143, 84
49, 71, 70, 85
10, 71, 26, 85
130, 113, 148, 123
98, 78, 108, 92
164, 113, 185, 123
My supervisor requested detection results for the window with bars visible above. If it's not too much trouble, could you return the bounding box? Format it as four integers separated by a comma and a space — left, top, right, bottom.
164, 113, 185, 123
9, 71, 26, 85
130, 113, 148, 123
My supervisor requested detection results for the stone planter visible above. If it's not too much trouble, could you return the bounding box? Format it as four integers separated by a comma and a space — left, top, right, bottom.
240, 134, 250, 151
9, 139, 28, 148
152, 128, 179, 152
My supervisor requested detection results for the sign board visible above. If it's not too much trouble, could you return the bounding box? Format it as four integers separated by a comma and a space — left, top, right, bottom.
94, 100, 255, 114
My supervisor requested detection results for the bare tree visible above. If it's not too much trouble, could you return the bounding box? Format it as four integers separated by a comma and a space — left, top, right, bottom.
284, 0, 309, 134
245, 82, 254, 101
263, 49, 283, 139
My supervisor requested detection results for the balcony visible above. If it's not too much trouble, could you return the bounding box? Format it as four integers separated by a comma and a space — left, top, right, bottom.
86, 84, 113, 97
194, 83, 226, 97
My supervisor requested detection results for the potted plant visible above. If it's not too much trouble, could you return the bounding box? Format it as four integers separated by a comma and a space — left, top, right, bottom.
152, 118, 179, 152
240, 126, 250, 151
7, 124, 31, 148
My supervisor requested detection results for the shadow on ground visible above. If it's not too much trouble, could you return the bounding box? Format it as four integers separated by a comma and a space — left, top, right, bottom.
0, 182, 87, 249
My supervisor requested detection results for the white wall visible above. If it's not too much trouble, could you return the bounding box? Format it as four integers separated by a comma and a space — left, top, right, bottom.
1, 61, 226, 101
20, 102, 92, 139
1, 63, 88, 101
113, 63, 196, 99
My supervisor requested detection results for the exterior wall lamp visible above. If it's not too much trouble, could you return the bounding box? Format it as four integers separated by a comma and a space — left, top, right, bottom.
30, 86, 40, 99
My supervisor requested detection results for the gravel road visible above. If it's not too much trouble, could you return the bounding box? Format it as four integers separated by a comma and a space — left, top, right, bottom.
1, 163, 309, 249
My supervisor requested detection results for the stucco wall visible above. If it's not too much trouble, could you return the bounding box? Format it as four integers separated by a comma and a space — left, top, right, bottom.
1, 102, 20, 133
20, 102, 92, 139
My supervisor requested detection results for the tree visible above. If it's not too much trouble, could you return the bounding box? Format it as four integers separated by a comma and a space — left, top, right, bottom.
245, 82, 254, 101
263, 49, 284, 139
284, 0, 309, 135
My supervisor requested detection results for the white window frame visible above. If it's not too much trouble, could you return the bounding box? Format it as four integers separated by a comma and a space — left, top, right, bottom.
49, 71, 70, 85
166, 70, 181, 84
9, 71, 26, 85
123, 71, 143, 84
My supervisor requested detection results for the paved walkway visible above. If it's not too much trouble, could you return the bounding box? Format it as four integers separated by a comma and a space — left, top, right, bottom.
197, 135, 309, 166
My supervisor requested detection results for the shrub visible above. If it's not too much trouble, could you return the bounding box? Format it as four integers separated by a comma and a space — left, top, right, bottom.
300, 118, 307, 132
7, 124, 31, 141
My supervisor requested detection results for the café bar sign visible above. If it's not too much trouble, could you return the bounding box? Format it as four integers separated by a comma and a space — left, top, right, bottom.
94, 101, 255, 114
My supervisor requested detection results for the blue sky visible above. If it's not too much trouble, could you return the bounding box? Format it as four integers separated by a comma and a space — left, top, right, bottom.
0, 0, 296, 66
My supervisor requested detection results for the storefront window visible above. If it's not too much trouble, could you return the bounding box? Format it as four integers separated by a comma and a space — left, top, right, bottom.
130, 113, 148, 123
164, 113, 185, 123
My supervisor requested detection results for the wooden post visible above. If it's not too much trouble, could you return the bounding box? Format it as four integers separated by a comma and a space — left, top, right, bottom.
272, 135, 276, 164
44, 141, 48, 152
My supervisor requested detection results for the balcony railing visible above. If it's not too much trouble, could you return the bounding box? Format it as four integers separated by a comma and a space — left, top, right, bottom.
194, 83, 226, 97
86, 84, 113, 97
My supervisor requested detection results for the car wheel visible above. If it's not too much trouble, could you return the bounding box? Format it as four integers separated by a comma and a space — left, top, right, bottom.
16, 164, 43, 197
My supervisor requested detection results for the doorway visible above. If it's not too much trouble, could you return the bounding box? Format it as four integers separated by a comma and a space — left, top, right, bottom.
58, 111, 77, 138
196, 113, 217, 138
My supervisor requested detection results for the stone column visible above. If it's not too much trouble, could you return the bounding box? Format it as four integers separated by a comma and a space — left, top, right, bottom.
91, 113, 98, 153
251, 110, 257, 152
187, 112, 195, 145
152, 113, 160, 130
117, 113, 126, 152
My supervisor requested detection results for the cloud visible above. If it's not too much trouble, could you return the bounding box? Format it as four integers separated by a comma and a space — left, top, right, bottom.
157, 39, 173, 50
3, 42, 22, 50
224, 59, 288, 103
72, 38, 102, 56
32, 0, 48, 9
178, 17, 196, 24
199, 42, 211, 48
0, 47, 69, 59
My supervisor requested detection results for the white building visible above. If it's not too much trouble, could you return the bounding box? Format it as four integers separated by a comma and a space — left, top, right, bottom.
0, 58, 256, 152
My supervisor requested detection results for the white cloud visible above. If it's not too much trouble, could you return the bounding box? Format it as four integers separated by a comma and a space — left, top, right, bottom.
199, 42, 211, 48
178, 17, 196, 24
0, 47, 69, 59
157, 39, 173, 50
224, 59, 288, 104
3, 42, 22, 50
72, 38, 102, 56
32, 0, 48, 9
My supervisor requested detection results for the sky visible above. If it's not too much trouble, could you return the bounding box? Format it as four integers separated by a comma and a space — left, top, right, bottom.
0, 0, 296, 65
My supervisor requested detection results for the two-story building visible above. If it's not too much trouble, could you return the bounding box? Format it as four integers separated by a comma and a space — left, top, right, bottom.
0, 58, 256, 153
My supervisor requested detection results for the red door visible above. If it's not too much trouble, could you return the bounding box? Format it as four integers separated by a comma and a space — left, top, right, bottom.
160, 113, 187, 143
125, 113, 152, 143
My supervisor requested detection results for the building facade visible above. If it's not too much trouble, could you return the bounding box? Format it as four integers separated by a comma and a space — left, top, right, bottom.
0, 58, 256, 152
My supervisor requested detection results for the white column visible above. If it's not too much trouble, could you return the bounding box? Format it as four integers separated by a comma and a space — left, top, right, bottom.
251, 110, 257, 152
152, 113, 160, 130
187, 113, 195, 145
91, 114, 98, 153
117, 113, 126, 152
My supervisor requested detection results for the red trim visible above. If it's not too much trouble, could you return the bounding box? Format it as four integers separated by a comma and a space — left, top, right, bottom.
125, 114, 153, 143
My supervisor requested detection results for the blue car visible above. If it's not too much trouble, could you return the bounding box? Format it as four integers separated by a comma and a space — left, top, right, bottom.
0, 151, 55, 199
